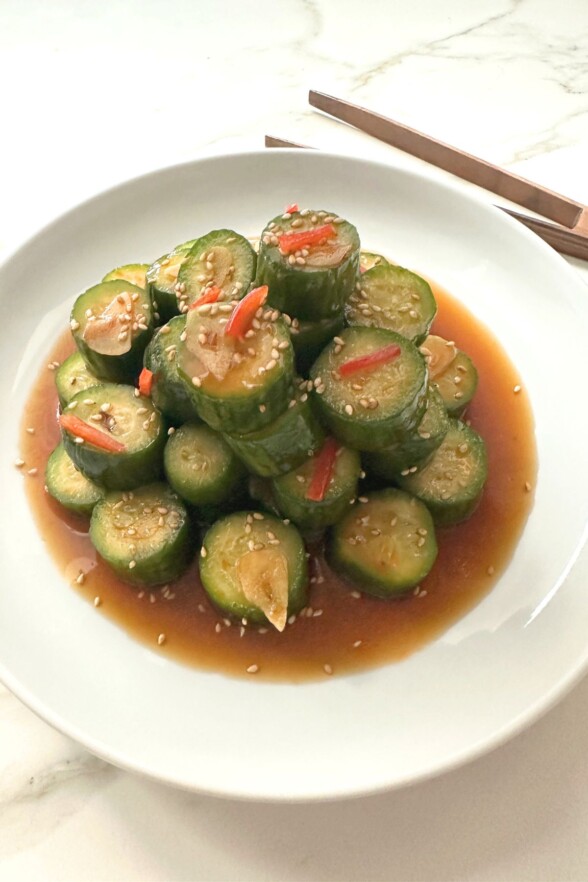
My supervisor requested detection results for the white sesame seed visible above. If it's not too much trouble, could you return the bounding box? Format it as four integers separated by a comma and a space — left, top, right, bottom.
246, 664, 259, 674
14, 458, 25, 468
157, 633, 167, 646
487, 565, 495, 575
94, 596, 101, 607
353, 640, 362, 648
323, 664, 333, 675
525, 481, 532, 492
513, 384, 521, 394
191, 376, 202, 387
129, 560, 136, 569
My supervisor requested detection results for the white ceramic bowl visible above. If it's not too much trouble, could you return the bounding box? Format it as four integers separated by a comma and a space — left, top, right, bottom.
0, 150, 587, 801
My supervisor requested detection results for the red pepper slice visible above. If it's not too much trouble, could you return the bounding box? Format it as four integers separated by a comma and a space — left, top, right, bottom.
306, 437, 339, 502
285, 202, 299, 214
60, 413, 126, 454
339, 343, 401, 378
224, 285, 269, 339
138, 368, 154, 397
189, 285, 222, 310
278, 223, 337, 255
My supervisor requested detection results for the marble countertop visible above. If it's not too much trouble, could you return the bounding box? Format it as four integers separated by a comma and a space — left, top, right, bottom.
1, 1, 587, 879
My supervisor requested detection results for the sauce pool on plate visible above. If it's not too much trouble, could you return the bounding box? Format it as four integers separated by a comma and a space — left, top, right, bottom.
19, 284, 536, 681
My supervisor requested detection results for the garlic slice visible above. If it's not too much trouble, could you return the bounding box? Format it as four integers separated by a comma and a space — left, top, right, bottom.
420, 334, 458, 379
83, 295, 134, 356
237, 548, 289, 632
185, 309, 235, 381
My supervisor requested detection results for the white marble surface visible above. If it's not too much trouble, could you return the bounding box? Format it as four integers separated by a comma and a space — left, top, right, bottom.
1, 0, 588, 879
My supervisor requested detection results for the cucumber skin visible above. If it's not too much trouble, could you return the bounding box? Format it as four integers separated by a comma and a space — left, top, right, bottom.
45, 443, 104, 517
397, 420, 488, 526
71, 281, 154, 384
61, 388, 166, 491
143, 316, 201, 425
90, 486, 193, 587
327, 488, 438, 598
255, 214, 360, 321
223, 395, 325, 478
164, 423, 246, 507
147, 240, 197, 323
432, 351, 478, 417
363, 388, 449, 479
199, 512, 308, 625
310, 329, 429, 452
292, 315, 344, 375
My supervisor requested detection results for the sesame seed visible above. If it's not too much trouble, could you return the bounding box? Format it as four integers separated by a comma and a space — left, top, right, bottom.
252, 513, 265, 520
344, 404, 353, 415
323, 664, 333, 675
487, 565, 495, 575
358, 496, 368, 504
27, 467, 38, 476
94, 596, 101, 607
259, 404, 266, 413
14, 458, 25, 468
513, 384, 521, 394
350, 590, 361, 599
192, 376, 202, 387
525, 481, 532, 492
75, 571, 86, 585
455, 391, 464, 399
215, 623, 222, 634
167, 427, 176, 436
246, 664, 259, 674
129, 560, 136, 569
157, 633, 167, 646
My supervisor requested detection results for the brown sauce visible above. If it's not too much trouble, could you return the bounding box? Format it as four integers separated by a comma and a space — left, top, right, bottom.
19, 286, 537, 681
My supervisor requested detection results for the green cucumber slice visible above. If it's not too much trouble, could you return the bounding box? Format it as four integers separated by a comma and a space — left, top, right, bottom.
420, 335, 478, 416
310, 326, 428, 451
90, 483, 192, 587
359, 251, 390, 273
346, 264, 437, 345
271, 441, 361, 531
255, 209, 360, 320
146, 239, 197, 323
103, 263, 149, 290
177, 230, 256, 308
61, 383, 166, 490
55, 351, 100, 408
328, 488, 438, 597
223, 380, 325, 478
178, 305, 295, 435
71, 280, 154, 383
199, 511, 308, 630
143, 315, 200, 424
397, 419, 488, 525
291, 314, 344, 375
45, 443, 104, 516
363, 387, 449, 479
164, 423, 246, 507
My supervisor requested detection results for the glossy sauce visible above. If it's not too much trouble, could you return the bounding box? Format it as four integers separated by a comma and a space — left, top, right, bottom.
20, 286, 537, 681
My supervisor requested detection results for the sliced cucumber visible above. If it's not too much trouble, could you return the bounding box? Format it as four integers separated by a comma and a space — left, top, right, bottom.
90, 483, 192, 587
328, 488, 437, 597
177, 230, 256, 308
397, 419, 488, 525
272, 441, 361, 531
346, 264, 437, 345
420, 335, 478, 416
199, 511, 308, 630
55, 351, 100, 408
45, 443, 104, 516
146, 239, 197, 323
310, 326, 428, 452
359, 251, 390, 273
164, 423, 246, 507
291, 314, 344, 375
143, 315, 200, 424
103, 263, 149, 290
223, 380, 324, 478
178, 305, 295, 435
255, 209, 360, 320
61, 383, 166, 490
363, 387, 449, 479
71, 280, 154, 383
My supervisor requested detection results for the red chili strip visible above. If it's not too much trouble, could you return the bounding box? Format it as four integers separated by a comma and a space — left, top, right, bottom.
224, 285, 269, 339
306, 437, 339, 502
60, 413, 126, 453
285, 202, 299, 213
189, 285, 222, 310
339, 343, 401, 378
138, 368, 154, 397
278, 223, 336, 255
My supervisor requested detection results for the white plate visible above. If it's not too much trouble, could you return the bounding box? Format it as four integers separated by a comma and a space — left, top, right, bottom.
0, 150, 587, 802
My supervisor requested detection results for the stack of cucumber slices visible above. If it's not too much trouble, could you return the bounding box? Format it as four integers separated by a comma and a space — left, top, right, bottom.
47, 207, 487, 634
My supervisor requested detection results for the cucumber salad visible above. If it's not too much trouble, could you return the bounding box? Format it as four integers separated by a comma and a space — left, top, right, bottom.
47, 205, 487, 635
